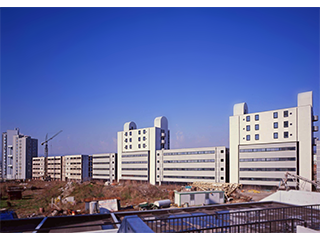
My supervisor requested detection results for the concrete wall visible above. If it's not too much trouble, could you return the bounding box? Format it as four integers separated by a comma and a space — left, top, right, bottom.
260, 190, 320, 205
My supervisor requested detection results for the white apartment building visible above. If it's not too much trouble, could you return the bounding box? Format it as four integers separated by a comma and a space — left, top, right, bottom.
32, 157, 45, 179
2, 128, 38, 180
230, 91, 318, 191
47, 156, 63, 180
92, 153, 117, 182
62, 155, 89, 181
117, 116, 170, 185
156, 146, 228, 185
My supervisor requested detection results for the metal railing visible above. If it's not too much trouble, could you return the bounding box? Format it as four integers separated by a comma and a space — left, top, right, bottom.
143, 204, 320, 233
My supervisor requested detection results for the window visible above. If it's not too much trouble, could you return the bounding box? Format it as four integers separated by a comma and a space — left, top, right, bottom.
221, 176, 224, 180
221, 150, 224, 153
221, 159, 224, 162
273, 112, 278, 119
205, 193, 209, 200
274, 122, 278, 129
124, 132, 127, 136
284, 121, 288, 128
143, 130, 146, 134
246, 135, 250, 141
221, 167, 224, 171
143, 136, 146, 141
246, 125, 250, 131
129, 138, 132, 142
143, 144, 146, 148
129, 131, 132, 136
138, 137, 141, 141
255, 114, 259, 121
274, 132, 278, 139
138, 144, 141, 148
284, 111, 288, 117
246, 116, 250, 122
125, 145, 128, 149
124, 138, 127, 142
190, 194, 195, 201
255, 124, 259, 130
255, 134, 259, 140
284, 132, 289, 138
138, 130, 141, 134
129, 145, 132, 149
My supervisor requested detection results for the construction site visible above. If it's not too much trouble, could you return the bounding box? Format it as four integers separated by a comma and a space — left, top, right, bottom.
1, 178, 320, 233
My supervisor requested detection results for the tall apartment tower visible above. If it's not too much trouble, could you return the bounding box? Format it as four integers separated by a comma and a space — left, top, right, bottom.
229, 91, 318, 191
117, 116, 170, 185
2, 128, 38, 180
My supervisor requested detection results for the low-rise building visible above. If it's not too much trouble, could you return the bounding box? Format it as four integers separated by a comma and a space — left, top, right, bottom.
92, 153, 117, 182
47, 156, 63, 180
32, 157, 45, 179
62, 155, 89, 181
156, 146, 228, 185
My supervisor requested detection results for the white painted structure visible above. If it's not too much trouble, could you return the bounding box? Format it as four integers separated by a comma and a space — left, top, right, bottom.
47, 156, 63, 180
261, 190, 320, 205
32, 157, 45, 179
117, 116, 170, 185
156, 146, 228, 185
62, 154, 89, 181
92, 153, 117, 182
174, 190, 224, 207
230, 91, 318, 191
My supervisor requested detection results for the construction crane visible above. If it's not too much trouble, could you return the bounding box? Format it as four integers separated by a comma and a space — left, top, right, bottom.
41, 130, 62, 181
279, 171, 320, 191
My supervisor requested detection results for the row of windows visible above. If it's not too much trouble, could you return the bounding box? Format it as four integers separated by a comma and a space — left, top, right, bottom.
162, 176, 215, 180
239, 157, 296, 162
239, 147, 296, 152
163, 150, 216, 156
245, 131, 291, 141
93, 155, 110, 159
122, 174, 147, 178
93, 168, 111, 170
240, 168, 296, 172
163, 168, 215, 171
162, 159, 215, 164
122, 161, 148, 164
122, 154, 148, 158
93, 174, 110, 176
124, 137, 147, 143
124, 144, 147, 149
240, 177, 293, 182
245, 121, 292, 132
122, 168, 148, 171
93, 162, 110, 164
124, 129, 147, 136
245, 111, 290, 122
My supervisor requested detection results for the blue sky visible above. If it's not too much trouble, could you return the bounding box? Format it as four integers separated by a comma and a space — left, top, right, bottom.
1, 7, 319, 156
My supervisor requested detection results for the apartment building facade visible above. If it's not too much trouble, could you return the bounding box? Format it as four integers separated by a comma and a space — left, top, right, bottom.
316, 140, 320, 183
117, 116, 170, 185
229, 91, 318, 191
156, 146, 229, 185
47, 156, 63, 180
2, 128, 38, 180
92, 153, 117, 182
62, 155, 89, 181
32, 157, 45, 179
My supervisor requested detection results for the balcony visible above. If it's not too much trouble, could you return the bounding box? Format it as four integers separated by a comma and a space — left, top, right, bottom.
161, 132, 166, 137
313, 115, 319, 122
313, 126, 319, 132
161, 139, 166, 144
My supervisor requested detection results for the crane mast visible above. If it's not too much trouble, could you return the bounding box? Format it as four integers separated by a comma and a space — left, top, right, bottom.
41, 130, 62, 180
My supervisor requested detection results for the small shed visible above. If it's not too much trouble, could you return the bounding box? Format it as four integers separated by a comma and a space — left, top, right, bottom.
174, 190, 224, 207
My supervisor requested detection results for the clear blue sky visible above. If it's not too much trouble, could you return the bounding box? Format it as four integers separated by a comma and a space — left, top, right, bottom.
1, 7, 319, 156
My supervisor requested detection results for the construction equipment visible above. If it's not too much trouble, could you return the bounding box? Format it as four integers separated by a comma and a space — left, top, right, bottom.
41, 130, 62, 181
279, 171, 320, 191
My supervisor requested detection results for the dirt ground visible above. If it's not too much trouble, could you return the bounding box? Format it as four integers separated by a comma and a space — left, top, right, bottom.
0, 180, 276, 218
